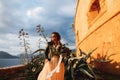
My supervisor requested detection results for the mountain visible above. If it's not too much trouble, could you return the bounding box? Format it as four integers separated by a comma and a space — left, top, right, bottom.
17, 53, 33, 58
0, 51, 18, 59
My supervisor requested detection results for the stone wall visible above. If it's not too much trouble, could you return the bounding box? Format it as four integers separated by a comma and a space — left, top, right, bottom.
0, 65, 27, 80
74, 0, 120, 75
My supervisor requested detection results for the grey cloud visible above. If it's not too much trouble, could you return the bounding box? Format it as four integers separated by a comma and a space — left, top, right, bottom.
0, 0, 77, 55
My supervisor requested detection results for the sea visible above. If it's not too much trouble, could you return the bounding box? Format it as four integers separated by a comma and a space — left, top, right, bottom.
0, 58, 21, 68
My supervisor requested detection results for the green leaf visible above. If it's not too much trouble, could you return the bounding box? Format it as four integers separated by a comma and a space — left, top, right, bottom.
79, 68, 94, 78
85, 48, 97, 60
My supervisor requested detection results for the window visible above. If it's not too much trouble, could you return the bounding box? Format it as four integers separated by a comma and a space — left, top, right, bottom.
87, 0, 100, 28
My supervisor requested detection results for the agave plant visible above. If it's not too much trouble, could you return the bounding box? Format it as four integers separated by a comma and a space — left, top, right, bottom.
93, 49, 117, 63
65, 48, 97, 80
26, 51, 45, 80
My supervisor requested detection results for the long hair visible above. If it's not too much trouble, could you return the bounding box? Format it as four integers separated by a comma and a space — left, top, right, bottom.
51, 32, 61, 41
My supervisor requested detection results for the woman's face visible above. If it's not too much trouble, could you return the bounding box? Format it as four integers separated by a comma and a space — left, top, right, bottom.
51, 33, 57, 42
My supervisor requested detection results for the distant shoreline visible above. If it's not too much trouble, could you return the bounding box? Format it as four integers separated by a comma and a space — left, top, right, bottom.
0, 57, 19, 59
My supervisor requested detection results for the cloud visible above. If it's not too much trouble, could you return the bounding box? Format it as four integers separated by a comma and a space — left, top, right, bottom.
0, 33, 47, 55
0, 33, 19, 55
58, 5, 76, 17
27, 7, 45, 19
0, 1, 3, 9
0, 39, 6, 44
0, 0, 77, 55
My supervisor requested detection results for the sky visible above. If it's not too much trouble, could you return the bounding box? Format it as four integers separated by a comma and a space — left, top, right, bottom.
0, 0, 77, 55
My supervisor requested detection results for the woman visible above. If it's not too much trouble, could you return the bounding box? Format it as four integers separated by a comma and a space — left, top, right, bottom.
37, 32, 64, 80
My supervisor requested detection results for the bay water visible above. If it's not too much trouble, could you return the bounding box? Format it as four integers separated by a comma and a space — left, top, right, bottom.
0, 58, 21, 68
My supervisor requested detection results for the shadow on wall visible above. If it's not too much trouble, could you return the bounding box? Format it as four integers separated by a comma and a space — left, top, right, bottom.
92, 42, 120, 75
94, 60, 120, 75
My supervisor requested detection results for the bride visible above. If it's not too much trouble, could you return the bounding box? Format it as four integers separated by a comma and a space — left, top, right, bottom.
37, 32, 64, 80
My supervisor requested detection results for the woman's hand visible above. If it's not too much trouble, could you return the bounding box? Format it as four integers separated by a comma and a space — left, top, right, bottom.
45, 59, 49, 63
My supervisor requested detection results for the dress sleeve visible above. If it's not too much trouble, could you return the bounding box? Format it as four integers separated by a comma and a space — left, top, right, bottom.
44, 43, 49, 59
44, 42, 52, 60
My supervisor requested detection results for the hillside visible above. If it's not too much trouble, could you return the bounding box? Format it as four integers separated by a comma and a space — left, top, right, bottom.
0, 51, 18, 58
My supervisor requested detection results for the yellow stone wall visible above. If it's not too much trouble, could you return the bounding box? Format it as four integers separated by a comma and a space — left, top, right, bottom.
74, 0, 120, 75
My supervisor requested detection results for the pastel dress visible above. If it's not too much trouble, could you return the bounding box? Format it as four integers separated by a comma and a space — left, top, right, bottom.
37, 43, 65, 80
